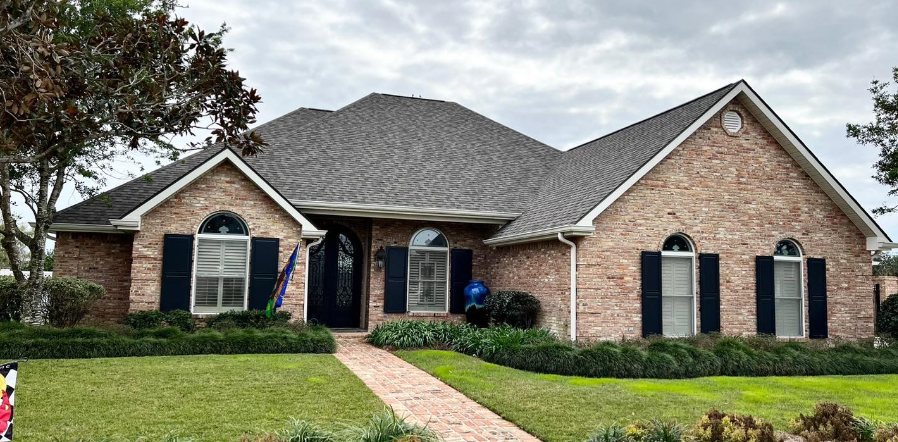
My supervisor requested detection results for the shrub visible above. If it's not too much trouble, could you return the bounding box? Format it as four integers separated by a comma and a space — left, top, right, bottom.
45, 277, 106, 327
693, 410, 776, 442
163, 309, 196, 332
788, 403, 859, 442
879, 294, 898, 337
874, 424, 898, 442
125, 310, 166, 329
368, 320, 898, 379
206, 310, 291, 329
338, 408, 440, 442
0, 276, 20, 321
484, 290, 540, 328
0, 322, 335, 359
585, 424, 628, 442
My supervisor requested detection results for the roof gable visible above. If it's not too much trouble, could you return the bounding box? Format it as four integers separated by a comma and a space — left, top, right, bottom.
487, 81, 892, 249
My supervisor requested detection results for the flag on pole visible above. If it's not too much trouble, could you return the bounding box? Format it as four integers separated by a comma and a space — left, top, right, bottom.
266, 243, 300, 318
0, 361, 16, 442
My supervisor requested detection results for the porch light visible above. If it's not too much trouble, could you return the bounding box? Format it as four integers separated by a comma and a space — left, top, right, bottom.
375, 246, 386, 269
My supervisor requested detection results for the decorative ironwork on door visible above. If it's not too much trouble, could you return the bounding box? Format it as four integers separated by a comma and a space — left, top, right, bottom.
306, 227, 363, 328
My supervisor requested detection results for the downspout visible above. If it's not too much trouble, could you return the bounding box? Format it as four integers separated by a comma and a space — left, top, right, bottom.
557, 233, 577, 341
303, 236, 325, 321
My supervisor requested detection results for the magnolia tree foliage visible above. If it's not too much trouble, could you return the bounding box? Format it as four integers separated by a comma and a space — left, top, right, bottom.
0, 0, 266, 320
848, 67, 898, 215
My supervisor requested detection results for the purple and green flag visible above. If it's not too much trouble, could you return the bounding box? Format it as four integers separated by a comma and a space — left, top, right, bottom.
265, 244, 300, 318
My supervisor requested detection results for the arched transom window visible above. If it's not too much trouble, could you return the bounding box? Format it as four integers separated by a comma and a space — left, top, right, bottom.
407, 228, 449, 312
193, 212, 250, 314
661, 234, 695, 337
773, 239, 804, 337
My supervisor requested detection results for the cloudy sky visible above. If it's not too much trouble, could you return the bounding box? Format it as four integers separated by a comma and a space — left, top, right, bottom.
54, 0, 898, 238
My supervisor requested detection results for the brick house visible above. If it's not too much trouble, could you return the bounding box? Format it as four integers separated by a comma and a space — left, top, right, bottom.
51, 80, 893, 340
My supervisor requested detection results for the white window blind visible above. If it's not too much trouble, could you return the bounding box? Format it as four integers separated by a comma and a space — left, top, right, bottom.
407, 249, 448, 312
194, 238, 249, 314
775, 260, 802, 337
661, 256, 694, 337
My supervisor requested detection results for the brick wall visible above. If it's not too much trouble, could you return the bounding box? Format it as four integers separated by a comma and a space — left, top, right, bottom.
874, 276, 898, 304
366, 219, 496, 329
487, 240, 571, 337
129, 161, 305, 318
54, 232, 134, 321
575, 100, 873, 340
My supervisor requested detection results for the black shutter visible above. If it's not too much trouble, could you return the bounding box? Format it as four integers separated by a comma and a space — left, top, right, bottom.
807, 258, 828, 339
160, 234, 194, 312
384, 246, 408, 313
248, 237, 280, 310
699, 253, 721, 334
450, 249, 473, 314
756, 256, 776, 335
641, 251, 662, 337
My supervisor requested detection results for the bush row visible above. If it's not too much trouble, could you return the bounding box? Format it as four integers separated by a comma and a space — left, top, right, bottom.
124, 309, 292, 332
367, 320, 898, 378
0, 321, 336, 359
584, 403, 898, 442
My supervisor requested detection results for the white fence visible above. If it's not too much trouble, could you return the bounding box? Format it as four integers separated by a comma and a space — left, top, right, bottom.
0, 270, 53, 277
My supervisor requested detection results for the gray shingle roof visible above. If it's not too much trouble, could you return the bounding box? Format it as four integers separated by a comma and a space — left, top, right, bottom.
240, 93, 561, 213
491, 82, 739, 240
53, 108, 330, 225
54, 95, 560, 225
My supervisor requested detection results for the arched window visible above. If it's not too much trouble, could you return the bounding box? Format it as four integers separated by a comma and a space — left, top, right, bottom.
407, 228, 449, 312
193, 212, 250, 314
661, 234, 695, 337
773, 239, 804, 337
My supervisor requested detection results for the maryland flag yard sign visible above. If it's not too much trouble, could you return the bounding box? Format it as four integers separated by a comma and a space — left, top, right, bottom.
0, 362, 15, 441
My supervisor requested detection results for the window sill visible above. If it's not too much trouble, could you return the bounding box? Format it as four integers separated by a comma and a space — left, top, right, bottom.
406, 311, 452, 317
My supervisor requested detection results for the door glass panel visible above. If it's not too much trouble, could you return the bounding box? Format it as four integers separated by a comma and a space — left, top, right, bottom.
336, 234, 355, 308
308, 242, 325, 310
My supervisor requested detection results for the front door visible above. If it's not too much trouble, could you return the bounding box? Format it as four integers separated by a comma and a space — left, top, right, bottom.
306, 227, 363, 328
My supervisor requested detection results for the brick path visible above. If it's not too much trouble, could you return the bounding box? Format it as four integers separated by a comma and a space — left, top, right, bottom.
334, 335, 541, 442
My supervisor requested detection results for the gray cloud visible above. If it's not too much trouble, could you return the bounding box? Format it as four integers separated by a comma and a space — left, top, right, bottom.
53, 0, 898, 238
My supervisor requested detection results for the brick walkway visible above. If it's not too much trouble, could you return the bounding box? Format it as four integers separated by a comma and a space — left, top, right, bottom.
334, 335, 541, 442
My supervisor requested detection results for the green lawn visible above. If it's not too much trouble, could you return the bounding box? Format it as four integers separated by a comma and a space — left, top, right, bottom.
399, 350, 898, 442
16, 354, 384, 442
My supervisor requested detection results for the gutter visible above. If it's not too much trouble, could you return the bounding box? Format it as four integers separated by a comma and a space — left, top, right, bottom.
557, 233, 577, 342
302, 236, 326, 321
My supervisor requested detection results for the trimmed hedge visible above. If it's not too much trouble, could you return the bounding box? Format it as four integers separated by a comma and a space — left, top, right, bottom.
0, 321, 335, 359
879, 294, 898, 337
368, 320, 898, 378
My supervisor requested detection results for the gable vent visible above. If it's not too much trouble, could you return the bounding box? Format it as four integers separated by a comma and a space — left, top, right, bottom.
723, 111, 743, 133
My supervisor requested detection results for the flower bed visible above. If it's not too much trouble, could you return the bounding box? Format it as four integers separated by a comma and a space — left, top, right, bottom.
368, 320, 898, 378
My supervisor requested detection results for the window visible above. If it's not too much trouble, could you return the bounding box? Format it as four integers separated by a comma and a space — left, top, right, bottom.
661, 234, 695, 337
193, 213, 250, 314
774, 239, 803, 337
407, 228, 449, 312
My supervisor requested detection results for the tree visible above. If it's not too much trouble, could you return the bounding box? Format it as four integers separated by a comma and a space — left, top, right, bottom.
847, 67, 898, 215
1, 0, 266, 321
874, 252, 898, 276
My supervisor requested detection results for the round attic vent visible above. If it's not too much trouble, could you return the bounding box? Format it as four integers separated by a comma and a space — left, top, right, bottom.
723, 110, 743, 133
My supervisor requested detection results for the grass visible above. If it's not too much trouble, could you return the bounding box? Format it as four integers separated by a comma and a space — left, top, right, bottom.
15, 354, 384, 442
399, 350, 898, 442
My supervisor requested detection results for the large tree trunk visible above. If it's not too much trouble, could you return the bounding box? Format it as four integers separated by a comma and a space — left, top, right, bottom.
0, 159, 65, 323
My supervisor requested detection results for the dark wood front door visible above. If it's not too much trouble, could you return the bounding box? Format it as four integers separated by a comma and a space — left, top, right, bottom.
306, 227, 363, 328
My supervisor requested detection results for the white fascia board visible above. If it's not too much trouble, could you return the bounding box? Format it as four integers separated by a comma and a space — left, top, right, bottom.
484, 225, 595, 246
111, 148, 322, 238
48, 223, 123, 234
291, 200, 520, 225
574, 81, 891, 249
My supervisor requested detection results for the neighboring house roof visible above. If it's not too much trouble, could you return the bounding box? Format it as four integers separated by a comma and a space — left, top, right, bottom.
52, 82, 893, 250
